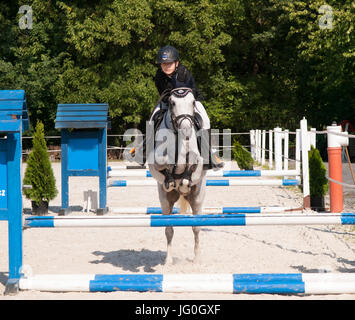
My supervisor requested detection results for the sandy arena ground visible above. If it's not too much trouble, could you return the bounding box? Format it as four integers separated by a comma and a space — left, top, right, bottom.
0, 161, 354, 300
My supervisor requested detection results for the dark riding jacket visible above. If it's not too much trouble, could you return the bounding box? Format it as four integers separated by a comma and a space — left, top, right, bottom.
154, 64, 203, 102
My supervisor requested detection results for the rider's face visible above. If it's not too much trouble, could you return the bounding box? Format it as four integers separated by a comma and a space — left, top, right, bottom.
161, 61, 178, 76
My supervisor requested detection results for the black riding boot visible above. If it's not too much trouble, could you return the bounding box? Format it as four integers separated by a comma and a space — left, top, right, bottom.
201, 129, 224, 170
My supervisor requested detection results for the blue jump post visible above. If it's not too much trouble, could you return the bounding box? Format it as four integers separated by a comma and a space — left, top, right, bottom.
55, 103, 110, 215
0, 90, 29, 294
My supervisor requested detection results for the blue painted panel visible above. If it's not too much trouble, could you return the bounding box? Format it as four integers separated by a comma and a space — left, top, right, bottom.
56, 116, 108, 122
232, 273, 305, 294
0, 101, 26, 113
233, 273, 303, 282
67, 131, 99, 171
206, 179, 229, 186
110, 180, 127, 187
147, 207, 179, 214
0, 90, 25, 100
282, 179, 299, 186
56, 111, 108, 117
150, 214, 246, 227
25, 217, 55, 228
0, 142, 7, 209
0, 210, 7, 220
7, 132, 23, 279
341, 213, 355, 225
55, 121, 108, 129
233, 280, 305, 294
58, 104, 108, 111
0, 120, 22, 133
223, 207, 261, 213
90, 274, 163, 292
223, 170, 261, 177
63, 170, 99, 177
0, 90, 28, 132
55, 103, 109, 129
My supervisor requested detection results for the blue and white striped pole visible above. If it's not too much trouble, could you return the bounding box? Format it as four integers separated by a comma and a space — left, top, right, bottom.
109, 179, 300, 187
25, 213, 355, 228
109, 206, 298, 214
107, 168, 300, 178
18, 273, 355, 294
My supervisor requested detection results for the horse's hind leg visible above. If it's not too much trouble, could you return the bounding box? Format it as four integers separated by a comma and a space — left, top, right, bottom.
189, 200, 202, 263
179, 195, 200, 262
165, 226, 174, 264
192, 226, 200, 263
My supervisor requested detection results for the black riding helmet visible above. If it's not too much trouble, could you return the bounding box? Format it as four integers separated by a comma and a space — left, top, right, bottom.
156, 45, 179, 64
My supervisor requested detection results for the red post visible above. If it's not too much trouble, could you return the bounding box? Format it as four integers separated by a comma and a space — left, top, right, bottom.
327, 147, 343, 212
327, 124, 349, 213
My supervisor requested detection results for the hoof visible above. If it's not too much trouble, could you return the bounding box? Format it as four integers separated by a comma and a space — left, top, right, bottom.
165, 256, 174, 265
193, 254, 201, 264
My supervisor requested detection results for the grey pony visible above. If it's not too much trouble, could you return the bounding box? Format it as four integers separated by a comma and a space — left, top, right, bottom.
148, 88, 207, 264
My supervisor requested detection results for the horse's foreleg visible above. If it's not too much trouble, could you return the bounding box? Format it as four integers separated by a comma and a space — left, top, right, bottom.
189, 181, 206, 263
165, 226, 174, 264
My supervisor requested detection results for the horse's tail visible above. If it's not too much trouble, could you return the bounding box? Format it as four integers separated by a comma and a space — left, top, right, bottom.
178, 195, 190, 214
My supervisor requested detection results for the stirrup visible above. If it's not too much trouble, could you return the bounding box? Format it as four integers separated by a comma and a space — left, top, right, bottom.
203, 154, 225, 170
212, 154, 225, 169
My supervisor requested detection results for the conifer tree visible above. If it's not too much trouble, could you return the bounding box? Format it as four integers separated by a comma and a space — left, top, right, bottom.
23, 121, 58, 212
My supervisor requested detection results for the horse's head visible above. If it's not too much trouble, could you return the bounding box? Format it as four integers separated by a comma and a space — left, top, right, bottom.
168, 88, 195, 136
150, 87, 205, 195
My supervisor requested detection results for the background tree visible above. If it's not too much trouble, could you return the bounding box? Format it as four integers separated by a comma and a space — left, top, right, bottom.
0, 0, 353, 144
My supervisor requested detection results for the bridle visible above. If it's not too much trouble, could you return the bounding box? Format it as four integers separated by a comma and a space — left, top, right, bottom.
168, 88, 196, 134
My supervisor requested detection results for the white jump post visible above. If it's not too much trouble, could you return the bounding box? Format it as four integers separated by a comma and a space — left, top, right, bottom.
274, 127, 282, 171
250, 129, 256, 160
300, 117, 310, 208
310, 128, 316, 148
268, 129, 273, 169
283, 129, 289, 171
295, 129, 301, 174
84, 190, 98, 213
261, 130, 266, 166
255, 129, 260, 162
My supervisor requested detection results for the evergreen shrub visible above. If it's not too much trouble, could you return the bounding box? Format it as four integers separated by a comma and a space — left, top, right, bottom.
308, 146, 329, 197
232, 138, 254, 170
23, 121, 58, 214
